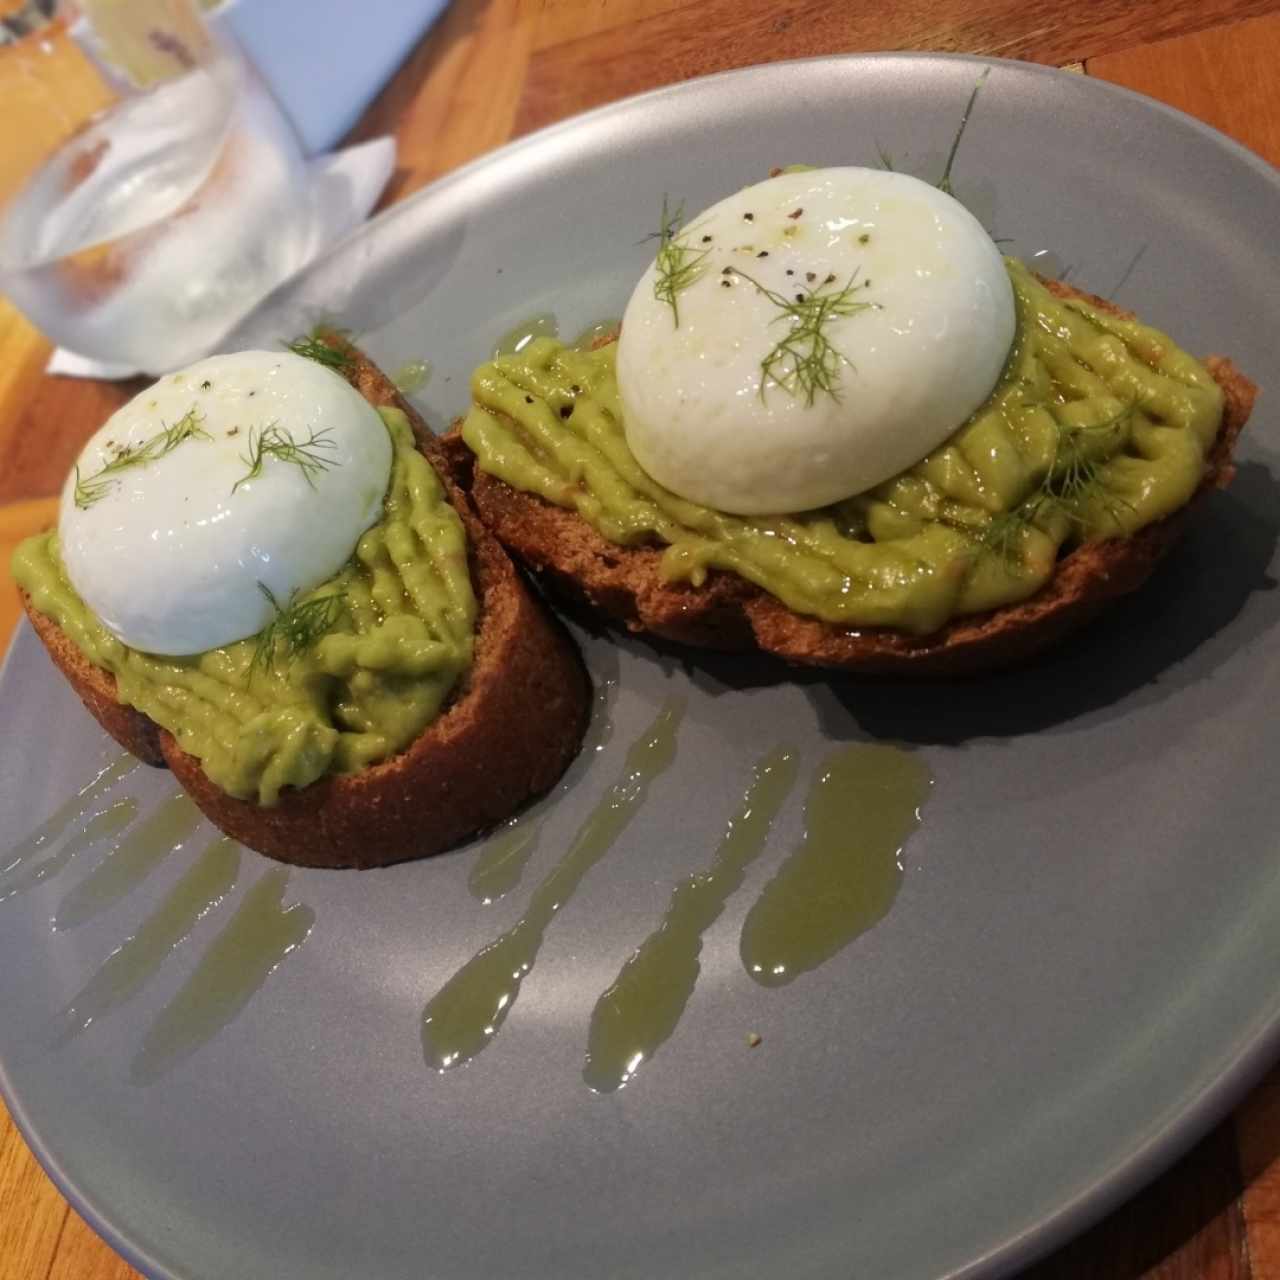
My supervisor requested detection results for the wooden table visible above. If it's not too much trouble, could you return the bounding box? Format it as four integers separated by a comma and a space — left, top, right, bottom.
2, 1, 1279, 1275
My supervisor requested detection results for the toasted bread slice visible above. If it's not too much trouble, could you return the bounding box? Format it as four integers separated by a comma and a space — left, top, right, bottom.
21, 344, 591, 869
440, 282, 1257, 675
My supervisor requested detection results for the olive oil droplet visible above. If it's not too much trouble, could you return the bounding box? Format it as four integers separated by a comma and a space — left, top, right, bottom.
584, 745, 799, 1093
1028, 247, 1069, 281
573, 318, 622, 350
740, 744, 930, 987
130, 864, 314, 1084
493, 313, 559, 358
422, 697, 685, 1072
392, 359, 433, 394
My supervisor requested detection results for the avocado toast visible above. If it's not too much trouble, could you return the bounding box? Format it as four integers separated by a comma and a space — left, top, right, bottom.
444, 271, 1256, 674
13, 339, 591, 868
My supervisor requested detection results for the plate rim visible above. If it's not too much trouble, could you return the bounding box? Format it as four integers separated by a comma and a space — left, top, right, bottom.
0, 621, 179, 1280
4, 50, 1280, 1280
275, 48, 1280, 313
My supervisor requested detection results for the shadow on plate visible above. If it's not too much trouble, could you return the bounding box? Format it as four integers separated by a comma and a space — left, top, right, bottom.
581, 461, 1279, 747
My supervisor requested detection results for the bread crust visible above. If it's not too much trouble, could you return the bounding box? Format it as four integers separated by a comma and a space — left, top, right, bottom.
445, 282, 1257, 675
20, 344, 591, 869
24, 603, 167, 766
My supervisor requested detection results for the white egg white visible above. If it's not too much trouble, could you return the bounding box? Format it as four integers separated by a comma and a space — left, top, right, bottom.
58, 350, 393, 656
617, 167, 1016, 515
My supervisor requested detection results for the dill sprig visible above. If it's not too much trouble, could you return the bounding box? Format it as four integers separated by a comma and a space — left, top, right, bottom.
286, 332, 352, 369
252, 582, 347, 675
732, 269, 879, 405
232, 423, 338, 494
72, 466, 116, 511
937, 67, 990, 196
652, 195, 710, 327
1040, 408, 1137, 530
968, 508, 1021, 561
974, 404, 1137, 565
73, 407, 210, 510
1046, 427, 1109, 507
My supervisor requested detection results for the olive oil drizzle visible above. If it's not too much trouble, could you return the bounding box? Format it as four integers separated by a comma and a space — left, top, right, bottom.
21, 727, 931, 1087
422, 697, 685, 1072
0, 754, 138, 895
392, 359, 432, 394
131, 865, 314, 1084
1, 796, 139, 903
53, 791, 203, 930
572, 318, 622, 350
54, 837, 241, 1046
467, 821, 542, 906
583, 745, 800, 1093
740, 744, 930, 987
492, 313, 559, 359
466, 674, 618, 906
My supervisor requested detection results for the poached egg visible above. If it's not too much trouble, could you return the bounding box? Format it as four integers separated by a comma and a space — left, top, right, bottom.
617, 167, 1016, 515
59, 349, 393, 656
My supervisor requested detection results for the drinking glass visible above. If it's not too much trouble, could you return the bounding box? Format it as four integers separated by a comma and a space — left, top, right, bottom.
0, 0, 318, 373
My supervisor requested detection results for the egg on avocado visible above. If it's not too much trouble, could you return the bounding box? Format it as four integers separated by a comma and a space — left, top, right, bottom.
59, 350, 393, 656
19, 347, 476, 808
455, 166, 1255, 668
12, 340, 591, 866
617, 168, 1016, 515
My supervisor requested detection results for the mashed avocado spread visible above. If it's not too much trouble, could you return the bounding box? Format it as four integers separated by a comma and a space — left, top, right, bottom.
461, 260, 1223, 635
12, 408, 476, 806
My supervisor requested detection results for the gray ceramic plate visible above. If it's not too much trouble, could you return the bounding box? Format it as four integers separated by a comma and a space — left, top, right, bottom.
2, 53, 1279, 1280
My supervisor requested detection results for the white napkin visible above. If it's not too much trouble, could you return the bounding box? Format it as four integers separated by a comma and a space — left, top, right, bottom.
46, 135, 397, 380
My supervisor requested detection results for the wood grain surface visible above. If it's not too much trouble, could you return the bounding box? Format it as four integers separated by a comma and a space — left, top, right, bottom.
2, 2, 1279, 1277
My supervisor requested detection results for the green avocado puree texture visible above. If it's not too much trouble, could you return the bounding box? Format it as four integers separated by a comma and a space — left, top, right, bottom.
461, 259, 1223, 635
12, 408, 476, 807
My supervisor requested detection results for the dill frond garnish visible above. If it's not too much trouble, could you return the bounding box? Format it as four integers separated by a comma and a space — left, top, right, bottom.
1045, 430, 1106, 508
252, 582, 347, 675
937, 66, 990, 196
652, 195, 710, 327
1041, 409, 1137, 530
233, 423, 338, 494
286, 333, 352, 369
973, 404, 1137, 565
73, 407, 211, 509
975, 508, 1032, 564
732, 270, 879, 405
72, 466, 115, 511
874, 141, 895, 172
